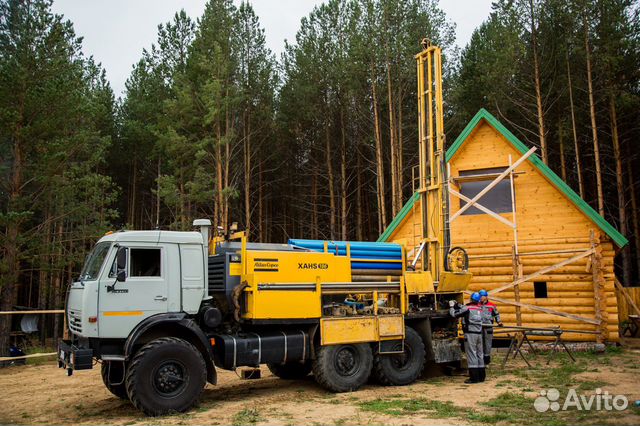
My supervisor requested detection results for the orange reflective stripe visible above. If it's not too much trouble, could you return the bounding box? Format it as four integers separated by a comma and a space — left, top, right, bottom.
103, 311, 143, 317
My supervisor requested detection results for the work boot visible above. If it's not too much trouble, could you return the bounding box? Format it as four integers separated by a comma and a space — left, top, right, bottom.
464, 368, 478, 384
479, 368, 486, 382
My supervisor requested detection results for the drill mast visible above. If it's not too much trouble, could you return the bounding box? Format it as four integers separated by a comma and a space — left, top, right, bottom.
415, 41, 451, 284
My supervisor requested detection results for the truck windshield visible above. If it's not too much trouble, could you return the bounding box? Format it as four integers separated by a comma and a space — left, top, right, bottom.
80, 242, 111, 281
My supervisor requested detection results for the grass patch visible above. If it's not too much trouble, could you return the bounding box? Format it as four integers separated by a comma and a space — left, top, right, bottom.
232, 408, 262, 425
576, 380, 610, 391
359, 398, 462, 418
484, 391, 531, 409
468, 391, 566, 426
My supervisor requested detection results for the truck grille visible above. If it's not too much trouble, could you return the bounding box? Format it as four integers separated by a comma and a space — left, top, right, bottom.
68, 309, 82, 334
208, 255, 225, 293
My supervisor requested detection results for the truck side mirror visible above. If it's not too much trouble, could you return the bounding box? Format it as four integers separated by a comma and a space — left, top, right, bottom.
116, 246, 128, 282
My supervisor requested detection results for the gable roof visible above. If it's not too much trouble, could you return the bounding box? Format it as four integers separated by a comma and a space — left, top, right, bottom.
378, 108, 628, 248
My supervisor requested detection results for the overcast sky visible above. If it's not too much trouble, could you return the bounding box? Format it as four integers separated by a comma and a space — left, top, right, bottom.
50, 0, 494, 97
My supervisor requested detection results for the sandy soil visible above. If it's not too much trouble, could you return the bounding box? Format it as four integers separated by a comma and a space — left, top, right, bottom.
1, 348, 639, 425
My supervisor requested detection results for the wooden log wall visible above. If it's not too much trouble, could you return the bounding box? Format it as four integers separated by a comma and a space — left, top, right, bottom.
461, 237, 619, 342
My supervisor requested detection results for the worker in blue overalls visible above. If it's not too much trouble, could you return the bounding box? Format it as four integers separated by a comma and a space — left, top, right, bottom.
449, 292, 485, 383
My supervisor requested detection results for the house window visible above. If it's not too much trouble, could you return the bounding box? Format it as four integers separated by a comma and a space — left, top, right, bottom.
459, 167, 513, 215
130, 248, 161, 277
534, 281, 548, 298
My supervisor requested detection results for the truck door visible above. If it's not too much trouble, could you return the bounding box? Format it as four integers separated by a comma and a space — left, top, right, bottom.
99, 244, 169, 338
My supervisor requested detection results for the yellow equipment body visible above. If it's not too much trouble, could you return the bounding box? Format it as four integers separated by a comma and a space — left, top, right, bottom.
320, 315, 405, 345
242, 250, 351, 320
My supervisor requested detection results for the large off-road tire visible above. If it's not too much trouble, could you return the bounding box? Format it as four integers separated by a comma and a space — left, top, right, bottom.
312, 343, 372, 392
101, 361, 129, 399
267, 361, 312, 380
373, 327, 426, 386
125, 337, 206, 416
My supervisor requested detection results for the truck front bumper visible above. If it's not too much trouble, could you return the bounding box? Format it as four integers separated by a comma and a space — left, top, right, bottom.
57, 340, 93, 374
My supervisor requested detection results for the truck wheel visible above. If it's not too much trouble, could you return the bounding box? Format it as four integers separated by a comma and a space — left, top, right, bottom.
125, 337, 206, 416
312, 344, 372, 392
101, 361, 129, 399
373, 327, 425, 386
267, 361, 312, 379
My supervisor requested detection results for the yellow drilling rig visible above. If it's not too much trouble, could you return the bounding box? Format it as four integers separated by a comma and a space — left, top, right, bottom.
58, 42, 472, 416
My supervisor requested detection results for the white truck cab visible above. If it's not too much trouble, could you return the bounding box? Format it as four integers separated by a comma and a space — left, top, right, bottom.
59, 222, 221, 415
66, 230, 207, 340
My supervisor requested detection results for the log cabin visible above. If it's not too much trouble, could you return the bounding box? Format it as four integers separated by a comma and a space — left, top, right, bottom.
379, 109, 628, 342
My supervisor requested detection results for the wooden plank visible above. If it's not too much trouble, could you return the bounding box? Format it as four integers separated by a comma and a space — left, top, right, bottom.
450, 147, 537, 220
512, 245, 522, 326
488, 294, 600, 325
590, 230, 608, 343
0, 352, 57, 362
488, 248, 595, 295
0, 310, 64, 315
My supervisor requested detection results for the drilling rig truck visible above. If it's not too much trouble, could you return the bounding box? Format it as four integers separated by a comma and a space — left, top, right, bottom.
58, 42, 472, 416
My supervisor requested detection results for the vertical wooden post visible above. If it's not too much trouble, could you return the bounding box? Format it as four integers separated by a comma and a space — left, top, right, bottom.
512, 245, 523, 326
509, 154, 522, 326
590, 230, 608, 343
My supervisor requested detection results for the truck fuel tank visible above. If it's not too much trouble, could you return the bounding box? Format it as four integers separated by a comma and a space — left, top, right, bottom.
213, 330, 310, 370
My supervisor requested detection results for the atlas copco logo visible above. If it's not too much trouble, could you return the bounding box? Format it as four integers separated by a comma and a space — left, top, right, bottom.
298, 262, 329, 270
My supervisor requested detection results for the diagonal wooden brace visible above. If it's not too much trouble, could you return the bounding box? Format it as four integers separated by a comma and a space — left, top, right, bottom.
488, 248, 595, 295
449, 188, 514, 228
489, 294, 600, 325
450, 147, 537, 221
463, 290, 600, 325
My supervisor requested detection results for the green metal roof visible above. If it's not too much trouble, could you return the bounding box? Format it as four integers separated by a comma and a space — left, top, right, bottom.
378, 108, 629, 248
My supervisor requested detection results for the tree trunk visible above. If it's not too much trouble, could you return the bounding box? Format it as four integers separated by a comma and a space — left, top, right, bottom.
156, 158, 161, 228
340, 108, 348, 241
584, 13, 604, 216
179, 166, 185, 230
52, 220, 63, 341
216, 122, 224, 228
530, 0, 547, 164
325, 123, 336, 240
386, 62, 399, 216
559, 119, 567, 182
397, 86, 404, 208
0, 125, 25, 354
626, 147, 640, 279
609, 94, 630, 284
566, 51, 585, 199
244, 111, 251, 237
129, 154, 138, 227
39, 205, 52, 347
224, 108, 231, 230
372, 74, 387, 233
258, 161, 264, 242
356, 143, 364, 241
312, 173, 318, 240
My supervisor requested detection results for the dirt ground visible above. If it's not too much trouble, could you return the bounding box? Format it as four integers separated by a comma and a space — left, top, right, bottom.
1, 346, 640, 426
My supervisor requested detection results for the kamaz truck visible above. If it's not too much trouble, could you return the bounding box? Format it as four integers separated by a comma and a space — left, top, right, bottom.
58, 43, 472, 416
